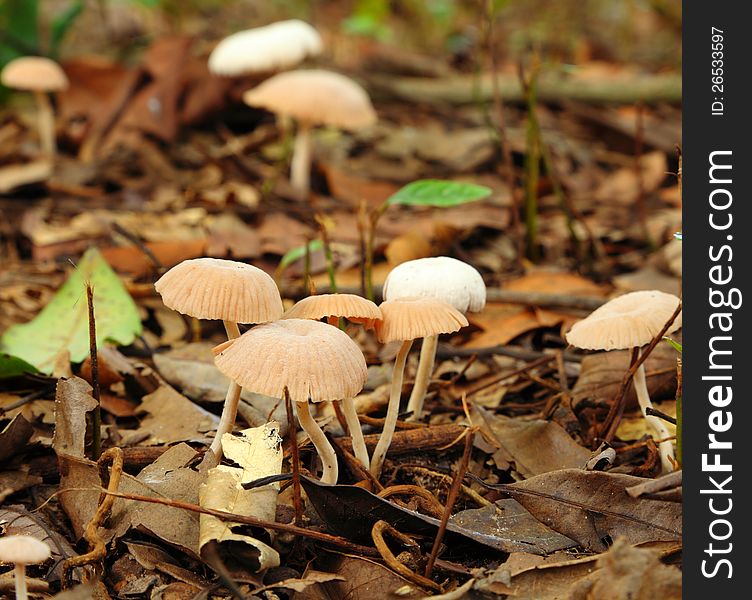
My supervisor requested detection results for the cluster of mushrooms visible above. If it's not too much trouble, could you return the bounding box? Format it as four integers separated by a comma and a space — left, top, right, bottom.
0, 19, 375, 196
154, 255, 487, 482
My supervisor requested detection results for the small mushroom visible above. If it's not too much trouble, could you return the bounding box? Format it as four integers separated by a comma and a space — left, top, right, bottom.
214, 319, 367, 484
208, 20, 322, 76
0, 535, 51, 600
243, 69, 377, 197
282, 293, 382, 469
371, 298, 468, 478
155, 258, 283, 465
566, 290, 682, 472
0, 56, 69, 157
383, 257, 486, 421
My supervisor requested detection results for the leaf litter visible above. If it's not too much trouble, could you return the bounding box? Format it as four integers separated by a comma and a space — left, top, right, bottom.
0, 2, 683, 597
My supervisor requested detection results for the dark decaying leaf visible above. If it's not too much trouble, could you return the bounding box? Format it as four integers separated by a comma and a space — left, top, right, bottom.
0, 413, 33, 462
450, 499, 577, 555
302, 476, 539, 554
500, 469, 682, 551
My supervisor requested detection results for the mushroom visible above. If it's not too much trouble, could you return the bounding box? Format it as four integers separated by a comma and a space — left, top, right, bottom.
243, 69, 377, 197
0, 56, 69, 157
154, 258, 283, 464
0, 535, 51, 600
565, 290, 682, 472
383, 257, 486, 421
282, 293, 382, 469
214, 319, 367, 484
371, 297, 468, 478
208, 20, 322, 76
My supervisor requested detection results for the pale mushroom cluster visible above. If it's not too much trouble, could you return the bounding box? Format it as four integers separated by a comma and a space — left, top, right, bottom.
155, 255, 478, 481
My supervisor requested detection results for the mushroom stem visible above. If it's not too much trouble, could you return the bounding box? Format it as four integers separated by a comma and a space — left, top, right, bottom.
634, 351, 675, 472
33, 90, 56, 157
341, 396, 369, 470
296, 400, 338, 484
208, 321, 243, 464
370, 339, 414, 478
14, 564, 28, 600
405, 335, 438, 421
290, 121, 312, 197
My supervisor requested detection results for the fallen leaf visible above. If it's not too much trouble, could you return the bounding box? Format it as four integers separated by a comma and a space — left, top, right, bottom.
0, 414, 33, 463
101, 239, 206, 278
477, 407, 591, 477
52, 377, 98, 459
502, 469, 682, 551
134, 384, 218, 446
1, 248, 142, 374
567, 538, 681, 600
199, 424, 284, 572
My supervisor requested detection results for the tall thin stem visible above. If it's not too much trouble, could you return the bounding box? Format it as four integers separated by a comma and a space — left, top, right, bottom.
207, 321, 242, 464
341, 396, 369, 470
370, 339, 414, 478
634, 353, 674, 472
34, 90, 56, 157
405, 335, 438, 421
290, 121, 312, 197
296, 400, 338, 484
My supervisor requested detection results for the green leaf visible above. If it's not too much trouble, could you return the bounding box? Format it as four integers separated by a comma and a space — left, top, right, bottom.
386, 179, 492, 207
0, 353, 39, 379
278, 239, 324, 271
0, 247, 142, 374
662, 337, 682, 354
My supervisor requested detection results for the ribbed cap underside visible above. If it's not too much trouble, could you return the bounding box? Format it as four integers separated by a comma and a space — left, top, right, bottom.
376, 297, 469, 343
215, 319, 367, 403
155, 258, 283, 324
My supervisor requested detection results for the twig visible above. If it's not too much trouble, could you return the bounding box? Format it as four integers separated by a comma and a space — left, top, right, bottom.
371, 521, 442, 592
645, 407, 677, 425
377, 485, 445, 519
86, 283, 102, 461
626, 470, 682, 498
425, 430, 475, 578
99, 489, 380, 557
284, 387, 303, 527
62, 448, 123, 587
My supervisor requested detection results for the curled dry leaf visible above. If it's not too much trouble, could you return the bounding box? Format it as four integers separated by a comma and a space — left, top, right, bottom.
199, 423, 284, 572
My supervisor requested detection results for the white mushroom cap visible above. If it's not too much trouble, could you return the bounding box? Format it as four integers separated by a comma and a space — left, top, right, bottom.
0, 535, 51, 565
1, 56, 68, 92
243, 69, 377, 130
565, 290, 682, 351
208, 20, 322, 76
383, 257, 486, 314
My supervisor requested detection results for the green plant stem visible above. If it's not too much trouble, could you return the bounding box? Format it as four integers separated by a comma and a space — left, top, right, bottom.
675, 358, 682, 467
318, 217, 338, 293
365, 202, 389, 302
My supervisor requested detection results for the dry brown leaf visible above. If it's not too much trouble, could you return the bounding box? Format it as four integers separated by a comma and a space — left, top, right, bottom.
567, 538, 681, 600
205, 213, 261, 259
102, 239, 207, 278
477, 407, 591, 477
53, 377, 98, 459
505, 469, 682, 551
59, 444, 202, 555
384, 230, 433, 266
133, 384, 217, 446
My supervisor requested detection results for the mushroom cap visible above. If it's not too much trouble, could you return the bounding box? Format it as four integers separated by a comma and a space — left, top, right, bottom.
0, 56, 69, 91
282, 294, 382, 329
383, 256, 486, 313
214, 319, 367, 403
565, 290, 682, 351
243, 69, 377, 130
155, 258, 283, 324
0, 535, 51, 565
376, 297, 469, 344
208, 19, 322, 76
